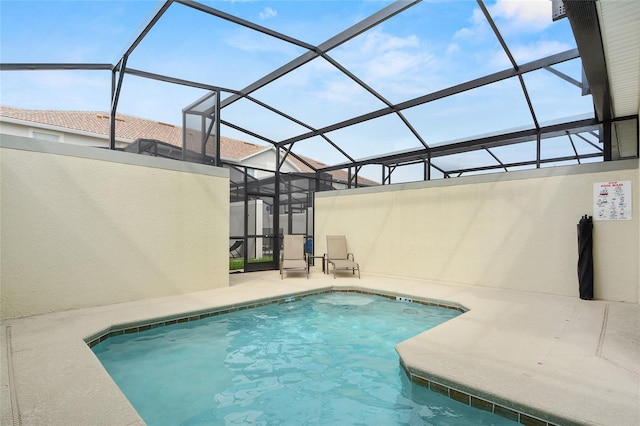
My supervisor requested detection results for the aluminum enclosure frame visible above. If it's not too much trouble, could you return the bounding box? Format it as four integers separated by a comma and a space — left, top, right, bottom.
1, 0, 637, 182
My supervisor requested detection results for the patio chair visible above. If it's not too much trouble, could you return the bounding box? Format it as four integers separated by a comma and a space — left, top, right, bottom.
229, 240, 243, 258
325, 235, 360, 279
280, 234, 309, 279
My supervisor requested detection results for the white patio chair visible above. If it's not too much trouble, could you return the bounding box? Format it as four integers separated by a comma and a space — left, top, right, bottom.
325, 235, 360, 279
280, 234, 309, 279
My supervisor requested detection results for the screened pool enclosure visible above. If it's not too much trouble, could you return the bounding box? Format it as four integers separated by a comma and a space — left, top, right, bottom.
2, 0, 638, 271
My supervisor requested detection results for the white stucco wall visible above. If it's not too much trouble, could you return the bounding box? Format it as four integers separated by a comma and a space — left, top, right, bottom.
316, 160, 639, 303
242, 149, 301, 177
0, 135, 230, 320
0, 119, 130, 148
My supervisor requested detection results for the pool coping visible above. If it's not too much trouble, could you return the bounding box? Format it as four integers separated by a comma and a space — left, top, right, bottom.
84, 286, 560, 426
399, 368, 559, 426
2, 271, 639, 426
85, 287, 467, 348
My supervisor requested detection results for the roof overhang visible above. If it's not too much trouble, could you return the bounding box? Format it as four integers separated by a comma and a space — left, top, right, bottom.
564, 0, 639, 160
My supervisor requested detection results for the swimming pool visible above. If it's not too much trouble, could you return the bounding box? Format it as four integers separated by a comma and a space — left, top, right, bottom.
93, 292, 518, 425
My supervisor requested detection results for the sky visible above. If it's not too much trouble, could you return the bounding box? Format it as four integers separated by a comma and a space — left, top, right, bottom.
0, 0, 597, 182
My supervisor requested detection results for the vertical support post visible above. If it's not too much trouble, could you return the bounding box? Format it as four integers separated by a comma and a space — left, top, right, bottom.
181, 112, 187, 161
536, 133, 541, 168
287, 175, 293, 235
426, 151, 432, 181
215, 90, 221, 167
110, 56, 128, 150
306, 178, 312, 255
110, 68, 116, 150
602, 121, 612, 161
243, 166, 249, 267
274, 148, 281, 269
201, 109, 207, 164
383, 166, 395, 185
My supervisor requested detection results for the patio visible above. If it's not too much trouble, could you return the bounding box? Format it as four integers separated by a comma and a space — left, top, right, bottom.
2, 269, 638, 425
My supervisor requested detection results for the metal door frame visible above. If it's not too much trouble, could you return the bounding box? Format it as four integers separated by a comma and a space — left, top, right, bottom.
243, 192, 279, 272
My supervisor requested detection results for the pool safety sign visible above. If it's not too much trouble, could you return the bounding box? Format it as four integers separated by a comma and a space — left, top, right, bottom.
593, 181, 632, 221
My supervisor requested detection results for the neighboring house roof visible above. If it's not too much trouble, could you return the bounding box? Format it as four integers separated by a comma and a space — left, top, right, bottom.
0, 106, 377, 185
0, 106, 178, 142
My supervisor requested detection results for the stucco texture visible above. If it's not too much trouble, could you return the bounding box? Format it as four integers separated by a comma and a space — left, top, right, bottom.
316, 161, 639, 303
1, 141, 229, 319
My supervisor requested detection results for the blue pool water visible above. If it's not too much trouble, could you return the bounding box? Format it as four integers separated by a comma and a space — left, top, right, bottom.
93, 293, 517, 425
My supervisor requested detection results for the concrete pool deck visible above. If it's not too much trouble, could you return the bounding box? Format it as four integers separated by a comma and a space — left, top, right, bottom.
1, 269, 639, 425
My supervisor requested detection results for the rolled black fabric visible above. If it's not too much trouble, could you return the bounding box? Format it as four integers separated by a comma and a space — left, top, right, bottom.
577, 215, 594, 300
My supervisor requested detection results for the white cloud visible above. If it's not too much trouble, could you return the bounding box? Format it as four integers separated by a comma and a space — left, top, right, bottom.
490, 0, 552, 33
237, 30, 437, 116
488, 40, 573, 68
359, 31, 420, 54
364, 50, 425, 81
314, 79, 367, 104
224, 31, 296, 55
454, 7, 491, 40
259, 7, 277, 20
446, 43, 460, 55
455, 0, 553, 40
328, 29, 436, 99
510, 39, 572, 62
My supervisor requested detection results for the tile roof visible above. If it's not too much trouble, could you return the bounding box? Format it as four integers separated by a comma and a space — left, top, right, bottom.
0, 106, 262, 160
0, 106, 180, 142
0, 106, 377, 185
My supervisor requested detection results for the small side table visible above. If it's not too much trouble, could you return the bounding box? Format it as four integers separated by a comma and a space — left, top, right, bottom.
308, 255, 325, 273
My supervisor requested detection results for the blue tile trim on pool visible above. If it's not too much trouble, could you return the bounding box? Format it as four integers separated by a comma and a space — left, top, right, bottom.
84, 288, 466, 348
399, 364, 562, 426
